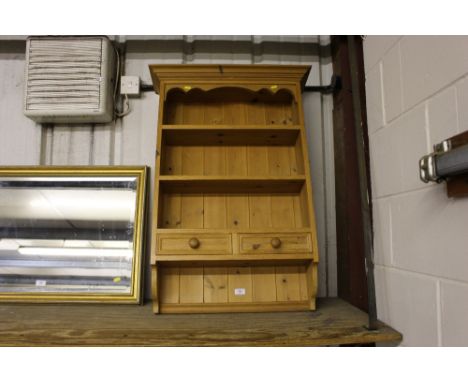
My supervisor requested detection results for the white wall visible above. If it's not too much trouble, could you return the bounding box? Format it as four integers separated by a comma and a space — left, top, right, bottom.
0, 36, 337, 300
0, 48, 40, 164
364, 36, 468, 346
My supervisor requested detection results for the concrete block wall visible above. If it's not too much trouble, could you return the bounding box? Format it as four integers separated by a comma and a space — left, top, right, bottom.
364, 36, 468, 346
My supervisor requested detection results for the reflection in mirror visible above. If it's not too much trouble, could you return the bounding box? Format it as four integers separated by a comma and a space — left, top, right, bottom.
0, 169, 146, 302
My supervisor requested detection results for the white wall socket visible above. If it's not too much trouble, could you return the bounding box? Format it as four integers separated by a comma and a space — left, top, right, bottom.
120, 76, 140, 95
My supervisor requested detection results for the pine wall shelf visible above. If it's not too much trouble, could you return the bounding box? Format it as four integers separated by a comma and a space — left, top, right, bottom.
149, 64, 319, 314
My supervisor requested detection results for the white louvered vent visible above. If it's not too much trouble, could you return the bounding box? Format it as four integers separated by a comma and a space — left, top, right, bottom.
24, 36, 115, 123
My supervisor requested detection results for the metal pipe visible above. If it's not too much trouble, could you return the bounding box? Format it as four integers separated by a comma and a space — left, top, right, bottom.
142, 79, 341, 94
436, 145, 468, 178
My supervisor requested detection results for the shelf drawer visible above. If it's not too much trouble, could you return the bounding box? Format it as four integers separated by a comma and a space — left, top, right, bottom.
238, 233, 312, 254
156, 233, 232, 255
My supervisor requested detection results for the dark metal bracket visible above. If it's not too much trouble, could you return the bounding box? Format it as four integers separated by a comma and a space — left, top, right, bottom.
140, 83, 155, 92
304, 75, 342, 94
420, 130, 468, 197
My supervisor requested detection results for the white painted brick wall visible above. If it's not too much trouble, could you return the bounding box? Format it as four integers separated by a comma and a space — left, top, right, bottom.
400, 36, 468, 112
428, 87, 459, 145
364, 36, 468, 346
365, 64, 384, 134
440, 280, 468, 345
363, 36, 402, 73
374, 266, 439, 346
0, 54, 41, 165
382, 44, 403, 123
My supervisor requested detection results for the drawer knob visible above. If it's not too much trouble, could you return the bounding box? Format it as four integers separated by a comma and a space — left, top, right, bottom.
271, 237, 282, 249
188, 237, 200, 249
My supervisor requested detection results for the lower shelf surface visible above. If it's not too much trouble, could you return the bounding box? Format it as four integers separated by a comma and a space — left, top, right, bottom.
159, 301, 312, 313
0, 297, 401, 346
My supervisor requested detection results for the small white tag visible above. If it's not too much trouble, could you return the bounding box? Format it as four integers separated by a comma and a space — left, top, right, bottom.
35, 280, 47, 287
234, 288, 246, 296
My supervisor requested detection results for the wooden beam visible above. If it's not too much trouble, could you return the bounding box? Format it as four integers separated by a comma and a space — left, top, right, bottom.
0, 298, 401, 346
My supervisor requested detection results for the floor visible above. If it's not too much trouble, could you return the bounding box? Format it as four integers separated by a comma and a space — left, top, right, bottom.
0, 297, 401, 346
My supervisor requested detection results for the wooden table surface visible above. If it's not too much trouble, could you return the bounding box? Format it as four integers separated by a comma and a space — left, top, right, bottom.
0, 298, 401, 346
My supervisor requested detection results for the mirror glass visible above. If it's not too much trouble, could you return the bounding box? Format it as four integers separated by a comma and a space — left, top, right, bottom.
0, 173, 145, 301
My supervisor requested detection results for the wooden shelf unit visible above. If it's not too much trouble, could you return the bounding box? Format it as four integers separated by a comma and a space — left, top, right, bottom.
150, 65, 319, 314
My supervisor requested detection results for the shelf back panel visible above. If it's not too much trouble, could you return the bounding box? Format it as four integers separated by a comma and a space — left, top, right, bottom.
161, 139, 305, 176
159, 264, 309, 305
163, 87, 299, 126
159, 191, 310, 230
162, 128, 300, 146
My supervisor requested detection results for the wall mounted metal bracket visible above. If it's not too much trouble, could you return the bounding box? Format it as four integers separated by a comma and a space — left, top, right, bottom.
420, 135, 468, 183
304, 75, 342, 94
419, 130, 468, 197
420, 139, 451, 183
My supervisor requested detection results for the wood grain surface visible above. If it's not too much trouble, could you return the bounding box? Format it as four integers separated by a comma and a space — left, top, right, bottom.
0, 298, 401, 346
151, 65, 320, 313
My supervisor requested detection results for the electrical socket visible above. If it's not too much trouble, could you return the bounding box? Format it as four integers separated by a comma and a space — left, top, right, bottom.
120, 76, 140, 95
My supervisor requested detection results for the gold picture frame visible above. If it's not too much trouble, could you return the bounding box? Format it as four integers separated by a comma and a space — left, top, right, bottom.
0, 166, 147, 304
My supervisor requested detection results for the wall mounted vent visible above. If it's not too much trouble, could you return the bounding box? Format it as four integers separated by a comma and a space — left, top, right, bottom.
24, 36, 115, 124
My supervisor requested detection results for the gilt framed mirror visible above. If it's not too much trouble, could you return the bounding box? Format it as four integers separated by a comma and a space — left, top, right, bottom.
0, 166, 147, 303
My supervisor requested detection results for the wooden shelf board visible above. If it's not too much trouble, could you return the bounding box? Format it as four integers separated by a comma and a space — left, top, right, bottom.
155, 253, 314, 265
160, 301, 311, 314
0, 298, 402, 346
155, 228, 313, 234
162, 124, 302, 130
159, 176, 306, 193
159, 175, 306, 181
